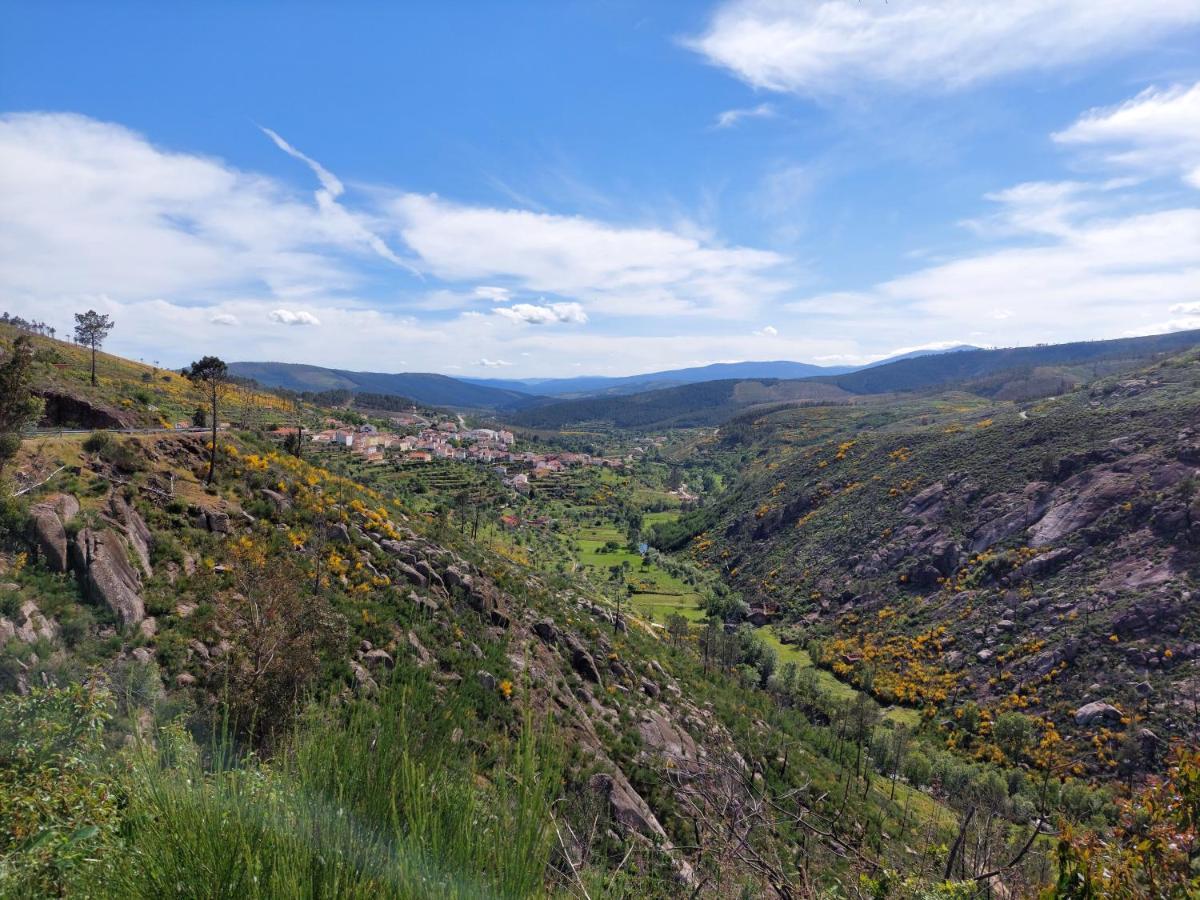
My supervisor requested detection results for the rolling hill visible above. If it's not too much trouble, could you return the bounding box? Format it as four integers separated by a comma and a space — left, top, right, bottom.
508, 330, 1200, 430
227, 361, 540, 410
466, 345, 978, 398
816, 330, 1200, 395
508, 378, 853, 430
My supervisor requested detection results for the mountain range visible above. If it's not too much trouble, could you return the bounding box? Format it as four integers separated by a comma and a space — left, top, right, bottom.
231, 331, 1200, 425
230, 345, 977, 411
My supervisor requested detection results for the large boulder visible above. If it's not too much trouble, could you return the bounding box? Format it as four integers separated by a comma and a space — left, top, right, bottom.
105, 493, 153, 577
260, 488, 292, 514
637, 710, 699, 764
29, 493, 80, 572
564, 635, 603, 684
72, 528, 145, 627
1074, 701, 1123, 727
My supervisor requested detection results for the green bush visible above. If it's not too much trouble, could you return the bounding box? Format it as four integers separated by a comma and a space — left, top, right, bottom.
82, 431, 112, 454
0, 685, 121, 896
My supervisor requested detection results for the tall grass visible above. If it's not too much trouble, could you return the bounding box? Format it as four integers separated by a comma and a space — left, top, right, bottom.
104, 678, 561, 899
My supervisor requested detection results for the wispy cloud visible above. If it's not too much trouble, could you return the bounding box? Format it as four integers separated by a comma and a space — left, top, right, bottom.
475, 357, 513, 368
472, 285, 512, 302
260, 125, 419, 274
387, 193, 787, 318
753, 324, 777, 336
686, 1, 1200, 94
714, 102, 775, 128
1053, 81, 1200, 188
210, 313, 239, 326
260, 126, 345, 196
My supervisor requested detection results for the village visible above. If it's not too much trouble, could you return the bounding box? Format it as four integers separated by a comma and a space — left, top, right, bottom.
299, 416, 627, 493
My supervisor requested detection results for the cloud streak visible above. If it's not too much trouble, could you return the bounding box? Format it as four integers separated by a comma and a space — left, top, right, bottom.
714, 102, 775, 128
260, 125, 419, 273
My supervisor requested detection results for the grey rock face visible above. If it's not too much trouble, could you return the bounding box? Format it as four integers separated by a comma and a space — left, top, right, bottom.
29, 493, 80, 572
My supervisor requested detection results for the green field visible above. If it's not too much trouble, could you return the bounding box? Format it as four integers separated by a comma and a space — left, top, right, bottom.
642, 509, 682, 527
758, 627, 859, 701
574, 523, 705, 623
759, 627, 920, 726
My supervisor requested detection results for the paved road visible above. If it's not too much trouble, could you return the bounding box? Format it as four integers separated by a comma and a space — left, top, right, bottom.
21, 426, 219, 439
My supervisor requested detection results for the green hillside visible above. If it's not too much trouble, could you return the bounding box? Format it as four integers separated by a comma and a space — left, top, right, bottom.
2, 332, 1197, 897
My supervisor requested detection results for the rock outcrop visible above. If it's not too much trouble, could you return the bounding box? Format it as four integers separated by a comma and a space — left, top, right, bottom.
1074, 701, 1123, 727
72, 528, 145, 627
0, 599, 57, 645
29, 493, 80, 572
105, 493, 154, 578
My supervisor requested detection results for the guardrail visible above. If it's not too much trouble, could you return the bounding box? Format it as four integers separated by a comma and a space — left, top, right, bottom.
20, 426, 215, 438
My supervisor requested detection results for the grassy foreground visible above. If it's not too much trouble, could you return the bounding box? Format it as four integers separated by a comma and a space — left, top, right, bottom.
1, 676, 560, 899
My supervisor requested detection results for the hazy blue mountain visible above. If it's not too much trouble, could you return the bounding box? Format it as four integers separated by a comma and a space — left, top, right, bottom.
507, 331, 1200, 430
463, 347, 978, 398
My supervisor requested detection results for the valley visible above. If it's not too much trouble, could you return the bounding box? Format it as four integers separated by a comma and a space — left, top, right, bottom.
2, 320, 1199, 898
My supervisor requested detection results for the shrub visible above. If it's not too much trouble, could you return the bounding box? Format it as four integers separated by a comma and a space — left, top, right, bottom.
82, 431, 112, 454
0, 685, 120, 895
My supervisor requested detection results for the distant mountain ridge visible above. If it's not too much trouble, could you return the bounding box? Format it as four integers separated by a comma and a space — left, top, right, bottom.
507, 330, 1200, 429
227, 362, 540, 411
463, 345, 978, 398
233, 334, 1200, 419
229, 346, 977, 410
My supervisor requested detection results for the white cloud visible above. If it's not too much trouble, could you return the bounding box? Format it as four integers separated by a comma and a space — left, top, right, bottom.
793, 205, 1200, 344
714, 102, 775, 128
269, 308, 321, 326
814, 340, 972, 366
210, 313, 239, 326
0, 112, 409, 307
472, 285, 512, 302
1053, 82, 1200, 188
494, 302, 588, 325
387, 193, 787, 317
754, 324, 778, 336
1170, 302, 1200, 316
969, 181, 1096, 238
686, 1, 1200, 94
476, 357, 513, 368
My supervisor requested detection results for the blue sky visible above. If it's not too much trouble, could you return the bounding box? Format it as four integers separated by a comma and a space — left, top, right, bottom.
2, 1, 1199, 376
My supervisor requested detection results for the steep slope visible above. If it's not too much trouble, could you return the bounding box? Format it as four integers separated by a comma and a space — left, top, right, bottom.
0, 322, 292, 429
229, 361, 540, 410
3, 414, 973, 895
669, 350, 1200, 774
